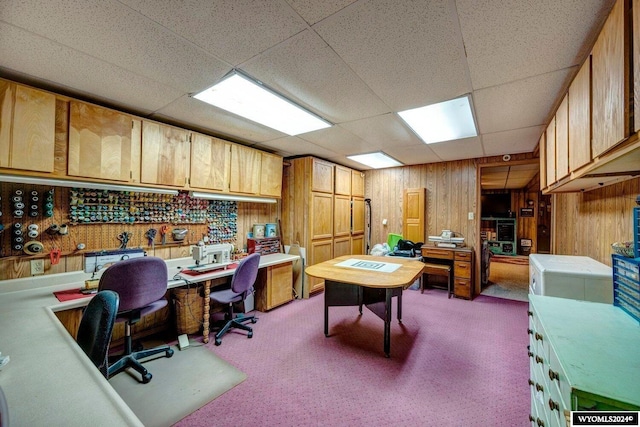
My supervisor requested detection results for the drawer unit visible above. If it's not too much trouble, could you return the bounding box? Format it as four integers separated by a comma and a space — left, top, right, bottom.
528, 295, 640, 427
452, 249, 474, 300
612, 254, 640, 323
421, 248, 453, 260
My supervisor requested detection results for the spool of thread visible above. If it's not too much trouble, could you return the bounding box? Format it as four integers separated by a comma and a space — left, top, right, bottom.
58, 224, 69, 235
28, 229, 39, 238
252, 224, 265, 238
46, 224, 60, 235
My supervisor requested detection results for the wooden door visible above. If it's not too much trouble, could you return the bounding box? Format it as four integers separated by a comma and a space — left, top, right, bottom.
189, 133, 229, 191
0, 81, 56, 172
311, 157, 334, 193
266, 262, 293, 309
334, 165, 352, 195
569, 56, 592, 172
310, 192, 333, 240
333, 236, 351, 258
141, 121, 190, 187
308, 238, 333, 295
403, 187, 425, 243
351, 170, 365, 197
351, 197, 365, 235
69, 101, 133, 181
539, 133, 547, 189
545, 117, 556, 186
259, 152, 283, 197
229, 144, 261, 194
555, 95, 569, 180
333, 194, 351, 237
351, 234, 364, 255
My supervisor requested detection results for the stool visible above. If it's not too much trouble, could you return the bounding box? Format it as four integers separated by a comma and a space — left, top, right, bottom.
421, 263, 452, 298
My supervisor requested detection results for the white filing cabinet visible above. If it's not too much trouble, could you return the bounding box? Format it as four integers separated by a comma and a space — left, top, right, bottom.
528, 295, 640, 427
529, 254, 613, 303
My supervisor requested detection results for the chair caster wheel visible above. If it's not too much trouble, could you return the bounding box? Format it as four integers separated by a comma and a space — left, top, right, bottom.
214, 339, 222, 346
250, 318, 257, 324
247, 331, 253, 338
167, 349, 174, 358
142, 373, 152, 383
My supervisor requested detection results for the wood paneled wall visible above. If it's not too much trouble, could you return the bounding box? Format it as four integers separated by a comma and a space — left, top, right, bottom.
0, 180, 278, 280
364, 160, 477, 250
553, 176, 640, 265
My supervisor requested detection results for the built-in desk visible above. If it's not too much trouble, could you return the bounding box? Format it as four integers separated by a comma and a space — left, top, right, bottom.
421, 245, 474, 300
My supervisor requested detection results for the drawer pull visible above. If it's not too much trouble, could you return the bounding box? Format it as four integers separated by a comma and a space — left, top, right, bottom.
527, 328, 533, 335
534, 332, 543, 341
548, 369, 559, 381
535, 383, 544, 392
528, 379, 534, 386
548, 398, 559, 412
535, 355, 544, 364
529, 415, 535, 422
536, 418, 545, 427
528, 310, 533, 317
528, 351, 533, 358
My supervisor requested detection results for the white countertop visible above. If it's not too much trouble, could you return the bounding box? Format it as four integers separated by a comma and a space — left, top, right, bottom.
0, 253, 299, 426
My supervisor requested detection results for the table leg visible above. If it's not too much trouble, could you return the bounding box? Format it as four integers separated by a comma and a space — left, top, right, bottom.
324, 295, 329, 337
383, 288, 393, 358
203, 280, 210, 344
396, 289, 402, 323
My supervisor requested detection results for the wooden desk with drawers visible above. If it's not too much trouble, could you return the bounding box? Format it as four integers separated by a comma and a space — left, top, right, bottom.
420, 245, 474, 300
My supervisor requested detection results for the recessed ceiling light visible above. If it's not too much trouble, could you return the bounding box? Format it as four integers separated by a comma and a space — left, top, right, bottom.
398, 95, 478, 144
347, 152, 403, 169
193, 71, 331, 136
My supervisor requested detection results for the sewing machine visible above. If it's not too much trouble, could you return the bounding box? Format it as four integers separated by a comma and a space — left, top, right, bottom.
428, 230, 465, 248
190, 243, 233, 272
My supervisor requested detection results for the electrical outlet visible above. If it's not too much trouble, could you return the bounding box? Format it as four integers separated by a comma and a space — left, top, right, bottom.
30, 259, 44, 276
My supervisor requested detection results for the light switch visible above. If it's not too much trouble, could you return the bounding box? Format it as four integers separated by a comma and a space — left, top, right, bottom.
468, 212, 474, 220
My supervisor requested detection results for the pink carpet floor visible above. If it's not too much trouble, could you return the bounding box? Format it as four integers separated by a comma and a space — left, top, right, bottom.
175, 289, 530, 427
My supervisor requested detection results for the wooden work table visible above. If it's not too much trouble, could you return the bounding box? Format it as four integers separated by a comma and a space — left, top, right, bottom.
305, 255, 424, 357
421, 245, 475, 299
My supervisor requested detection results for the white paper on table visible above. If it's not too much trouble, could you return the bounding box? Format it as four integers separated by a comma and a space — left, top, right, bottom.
334, 258, 402, 273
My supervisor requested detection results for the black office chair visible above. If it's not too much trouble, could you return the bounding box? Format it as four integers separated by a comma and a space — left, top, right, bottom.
76, 290, 119, 378
210, 253, 260, 346
98, 256, 174, 383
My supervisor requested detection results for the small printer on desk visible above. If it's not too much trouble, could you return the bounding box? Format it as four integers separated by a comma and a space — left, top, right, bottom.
428, 230, 465, 248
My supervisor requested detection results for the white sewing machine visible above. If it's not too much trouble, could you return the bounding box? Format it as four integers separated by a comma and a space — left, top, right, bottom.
428, 230, 465, 248
190, 243, 233, 272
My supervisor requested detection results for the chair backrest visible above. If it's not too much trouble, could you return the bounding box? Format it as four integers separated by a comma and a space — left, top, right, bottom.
77, 290, 119, 377
98, 256, 168, 312
230, 253, 260, 297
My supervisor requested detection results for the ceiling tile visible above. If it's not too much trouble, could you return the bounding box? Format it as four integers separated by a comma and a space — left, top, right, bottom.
482, 126, 546, 156
297, 126, 372, 155
287, 0, 358, 25
313, 0, 471, 111
474, 68, 574, 134
242, 29, 389, 124
384, 144, 443, 167
119, 0, 307, 65
340, 113, 423, 148
0, 22, 182, 112
427, 136, 484, 161
457, 0, 614, 89
258, 136, 340, 159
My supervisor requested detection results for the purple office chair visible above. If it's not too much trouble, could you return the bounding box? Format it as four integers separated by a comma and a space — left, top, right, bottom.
77, 290, 119, 378
210, 253, 260, 346
98, 256, 174, 383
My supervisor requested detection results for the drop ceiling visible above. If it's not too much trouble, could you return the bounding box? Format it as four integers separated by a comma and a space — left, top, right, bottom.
0, 0, 615, 171
481, 163, 539, 190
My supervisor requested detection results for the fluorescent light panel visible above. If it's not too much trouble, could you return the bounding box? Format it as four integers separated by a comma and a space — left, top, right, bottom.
194, 72, 331, 136
347, 152, 403, 169
398, 95, 477, 144
0, 174, 179, 195
190, 191, 277, 204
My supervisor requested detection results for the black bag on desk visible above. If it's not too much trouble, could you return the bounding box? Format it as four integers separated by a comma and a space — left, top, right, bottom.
390, 240, 424, 257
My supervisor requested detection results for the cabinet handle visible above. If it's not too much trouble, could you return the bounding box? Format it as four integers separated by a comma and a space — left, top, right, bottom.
548, 369, 559, 381
535, 383, 544, 393
528, 379, 534, 386
535, 355, 544, 364
527, 328, 533, 335
528, 310, 533, 316
548, 398, 559, 412
536, 418, 545, 427
528, 351, 533, 358
529, 415, 535, 422
534, 332, 543, 342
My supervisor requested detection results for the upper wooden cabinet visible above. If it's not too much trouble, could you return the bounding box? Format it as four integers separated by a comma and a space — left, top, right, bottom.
591, 0, 628, 158
569, 56, 592, 172
229, 144, 261, 194
68, 101, 133, 181
0, 81, 56, 173
351, 170, 365, 197
311, 158, 334, 193
539, 133, 547, 189
334, 165, 352, 195
351, 197, 365, 235
555, 94, 569, 180
545, 117, 556, 186
259, 152, 283, 197
141, 121, 190, 187
189, 133, 229, 191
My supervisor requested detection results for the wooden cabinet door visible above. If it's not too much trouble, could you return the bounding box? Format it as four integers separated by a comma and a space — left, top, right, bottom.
351, 197, 365, 235
334, 165, 352, 195
555, 95, 569, 180
591, 0, 627, 158
189, 133, 229, 191
403, 187, 425, 243
229, 144, 261, 194
333, 194, 351, 237
569, 56, 592, 172
141, 121, 190, 187
333, 236, 351, 258
351, 170, 365, 197
69, 101, 133, 181
351, 234, 364, 255
310, 192, 333, 240
545, 117, 556, 186
539, 133, 547, 189
0, 81, 55, 172
260, 152, 283, 197
267, 262, 293, 309
308, 238, 333, 295
311, 158, 334, 193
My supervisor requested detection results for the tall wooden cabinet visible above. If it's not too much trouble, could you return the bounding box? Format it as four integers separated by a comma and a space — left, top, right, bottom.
282, 156, 366, 297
